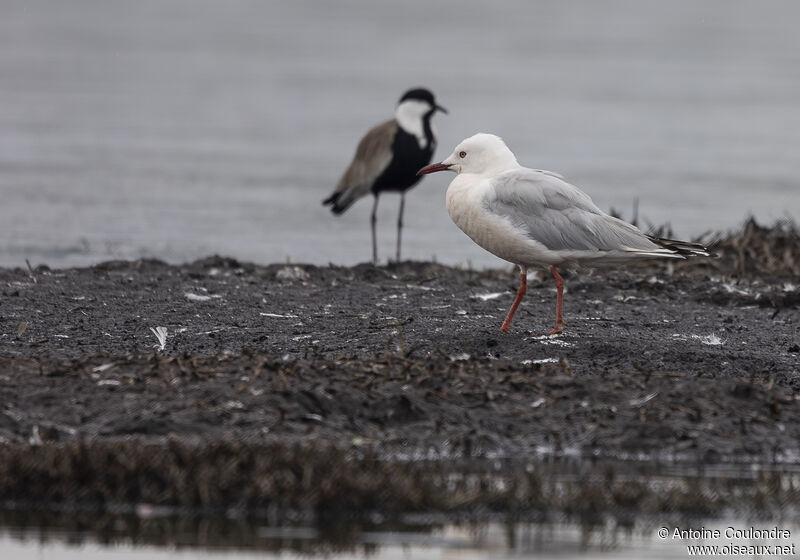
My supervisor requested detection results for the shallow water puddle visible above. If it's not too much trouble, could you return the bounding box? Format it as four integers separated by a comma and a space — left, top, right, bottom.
2, 460, 798, 559
2, 519, 798, 559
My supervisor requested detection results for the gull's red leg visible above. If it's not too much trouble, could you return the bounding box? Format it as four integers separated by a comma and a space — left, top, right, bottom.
548, 266, 565, 335
500, 268, 527, 333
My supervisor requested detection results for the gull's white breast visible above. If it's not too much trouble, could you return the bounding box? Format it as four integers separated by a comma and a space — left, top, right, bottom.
446, 174, 556, 266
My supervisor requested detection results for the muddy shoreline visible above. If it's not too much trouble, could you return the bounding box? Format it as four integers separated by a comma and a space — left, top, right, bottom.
0, 220, 799, 520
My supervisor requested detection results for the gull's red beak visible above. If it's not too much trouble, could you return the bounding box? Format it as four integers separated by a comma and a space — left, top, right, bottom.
417, 162, 452, 176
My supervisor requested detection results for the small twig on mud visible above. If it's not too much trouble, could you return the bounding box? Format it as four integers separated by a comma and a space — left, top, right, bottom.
374, 315, 414, 329
25, 259, 37, 284
386, 324, 410, 357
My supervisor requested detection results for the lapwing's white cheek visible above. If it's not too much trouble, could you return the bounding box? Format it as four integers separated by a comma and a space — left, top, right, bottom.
395, 99, 432, 149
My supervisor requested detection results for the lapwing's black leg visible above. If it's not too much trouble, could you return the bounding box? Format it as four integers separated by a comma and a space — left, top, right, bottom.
371, 195, 379, 264
396, 192, 405, 262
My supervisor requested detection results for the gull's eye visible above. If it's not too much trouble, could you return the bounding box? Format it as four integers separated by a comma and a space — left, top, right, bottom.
459, 151, 467, 158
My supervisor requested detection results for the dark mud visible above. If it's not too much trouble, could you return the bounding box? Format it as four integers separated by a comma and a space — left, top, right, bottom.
0, 219, 799, 522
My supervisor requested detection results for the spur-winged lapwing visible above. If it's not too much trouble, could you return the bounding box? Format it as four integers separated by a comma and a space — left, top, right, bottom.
323, 88, 447, 263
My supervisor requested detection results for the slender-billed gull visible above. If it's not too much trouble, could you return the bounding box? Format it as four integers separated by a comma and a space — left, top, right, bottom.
418, 133, 712, 335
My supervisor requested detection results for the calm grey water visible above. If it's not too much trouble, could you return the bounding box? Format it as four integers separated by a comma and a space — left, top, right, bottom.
2, 0, 799, 269
3, 520, 799, 559
2, 459, 799, 559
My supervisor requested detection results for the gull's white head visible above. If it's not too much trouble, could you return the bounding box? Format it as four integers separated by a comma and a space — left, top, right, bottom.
417, 133, 520, 177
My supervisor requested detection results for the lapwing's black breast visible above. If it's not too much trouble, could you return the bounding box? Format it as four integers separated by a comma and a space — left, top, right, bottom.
372, 127, 435, 194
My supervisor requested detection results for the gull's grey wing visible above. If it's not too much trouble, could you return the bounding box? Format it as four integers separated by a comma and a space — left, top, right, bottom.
487, 169, 660, 252
323, 120, 397, 213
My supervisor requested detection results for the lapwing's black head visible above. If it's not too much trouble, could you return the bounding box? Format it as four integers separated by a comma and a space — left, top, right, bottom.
398, 88, 447, 115
394, 87, 447, 144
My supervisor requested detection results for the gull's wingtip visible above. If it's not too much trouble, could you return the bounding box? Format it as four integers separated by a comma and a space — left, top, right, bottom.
646, 236, 715, 258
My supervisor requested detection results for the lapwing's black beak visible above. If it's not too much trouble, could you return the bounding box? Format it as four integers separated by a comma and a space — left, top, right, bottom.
417, 162, 452, 176
435, 104, 448, 114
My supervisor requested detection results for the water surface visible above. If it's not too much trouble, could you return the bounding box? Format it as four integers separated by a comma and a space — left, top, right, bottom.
2, 520, 798, 560
2, 0, 799, 268
1, 459, 799, 559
